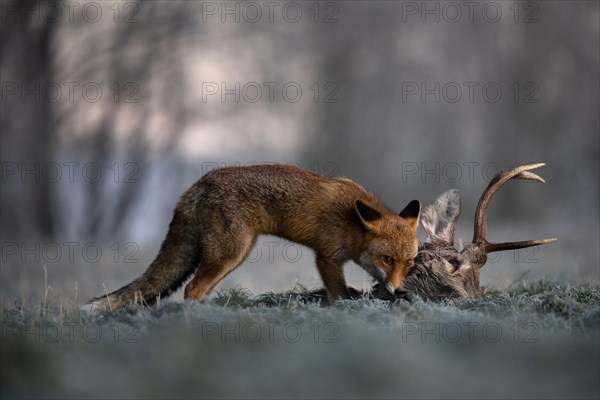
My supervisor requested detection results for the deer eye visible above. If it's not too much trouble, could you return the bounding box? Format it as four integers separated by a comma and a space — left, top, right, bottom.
382, 256, 394, 265
405, 259, 413, 267
448, 258, 460, 268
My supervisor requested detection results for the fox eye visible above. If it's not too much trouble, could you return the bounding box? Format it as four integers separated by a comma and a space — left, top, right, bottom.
405, 260, 413, 267
383, 256, 394, 265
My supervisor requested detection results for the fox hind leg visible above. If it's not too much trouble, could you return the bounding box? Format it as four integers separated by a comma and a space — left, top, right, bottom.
184, 231, 255, 301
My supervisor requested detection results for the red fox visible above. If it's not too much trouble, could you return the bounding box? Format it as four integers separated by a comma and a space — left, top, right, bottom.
89, 164, 420, 309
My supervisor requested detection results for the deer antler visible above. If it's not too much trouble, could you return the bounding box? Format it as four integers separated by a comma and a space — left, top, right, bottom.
472, 163, 557, 253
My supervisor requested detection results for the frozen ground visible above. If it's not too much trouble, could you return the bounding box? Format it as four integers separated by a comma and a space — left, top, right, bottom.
1, 281, 599, 399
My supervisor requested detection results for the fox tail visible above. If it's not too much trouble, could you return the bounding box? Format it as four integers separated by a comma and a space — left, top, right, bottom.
86, 204, 200, 311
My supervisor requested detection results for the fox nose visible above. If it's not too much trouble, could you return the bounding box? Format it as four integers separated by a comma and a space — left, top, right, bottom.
385, 282, 395, 294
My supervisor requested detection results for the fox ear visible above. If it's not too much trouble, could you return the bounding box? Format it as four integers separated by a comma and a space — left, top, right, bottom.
399, 200, 421, 231
355, 200, 383, 232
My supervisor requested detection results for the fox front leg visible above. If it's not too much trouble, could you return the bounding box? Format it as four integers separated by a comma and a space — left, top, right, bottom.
316, 254, 350, 303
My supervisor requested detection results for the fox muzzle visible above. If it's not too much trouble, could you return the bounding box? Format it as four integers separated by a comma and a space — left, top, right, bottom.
385, 281, 396, 295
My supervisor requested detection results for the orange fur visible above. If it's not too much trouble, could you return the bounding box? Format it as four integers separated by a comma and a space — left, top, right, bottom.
89, 164, 420, 309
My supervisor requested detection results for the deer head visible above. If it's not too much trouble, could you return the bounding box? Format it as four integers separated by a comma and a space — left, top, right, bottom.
373, 163, 556, 302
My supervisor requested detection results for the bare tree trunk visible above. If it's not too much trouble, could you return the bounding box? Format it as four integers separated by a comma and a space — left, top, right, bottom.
1, 0, 56, 240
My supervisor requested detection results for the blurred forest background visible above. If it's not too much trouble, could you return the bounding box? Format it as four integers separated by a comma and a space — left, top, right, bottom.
1, 0, 598, 303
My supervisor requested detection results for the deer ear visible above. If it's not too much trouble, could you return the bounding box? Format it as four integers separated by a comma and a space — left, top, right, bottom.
399, 200, 421, 231
355, 200, 383, 232
421, 189, 461, 245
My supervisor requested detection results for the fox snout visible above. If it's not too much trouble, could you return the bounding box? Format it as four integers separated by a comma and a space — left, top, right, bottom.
383, 263, 415, 294
384, 277, 406, 295
358, 253, 416, 295
385, 281, 397, 295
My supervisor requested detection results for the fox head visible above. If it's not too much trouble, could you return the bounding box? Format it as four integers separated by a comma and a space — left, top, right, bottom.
354, 199, 421, 294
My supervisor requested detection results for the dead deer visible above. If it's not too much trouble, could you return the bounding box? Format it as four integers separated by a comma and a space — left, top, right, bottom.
369, 163, 556, 302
